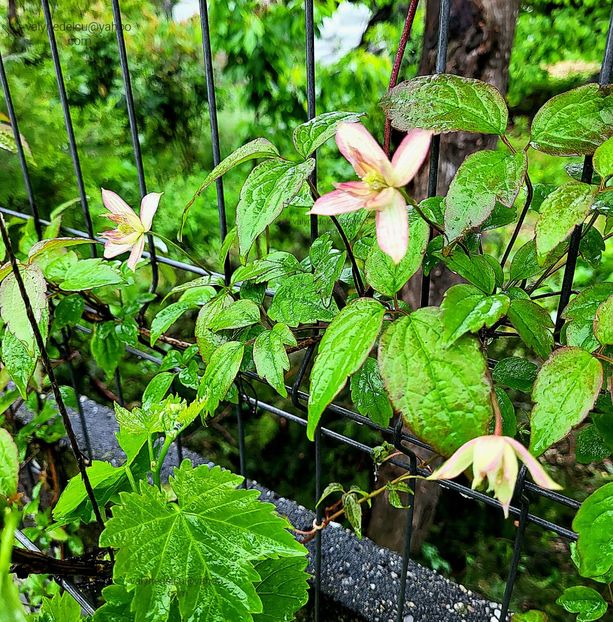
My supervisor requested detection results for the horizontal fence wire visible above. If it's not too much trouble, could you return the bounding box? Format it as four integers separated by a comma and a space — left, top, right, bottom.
2, 0, 611, 618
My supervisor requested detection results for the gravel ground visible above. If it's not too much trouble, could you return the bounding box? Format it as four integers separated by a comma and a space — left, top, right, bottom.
21, 395, 509, 622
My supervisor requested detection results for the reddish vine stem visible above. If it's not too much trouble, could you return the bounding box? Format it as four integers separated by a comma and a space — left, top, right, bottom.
0, 215, 109, 543
383, 0, 420, 156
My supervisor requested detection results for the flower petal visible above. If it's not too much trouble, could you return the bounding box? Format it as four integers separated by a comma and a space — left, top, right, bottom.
101, 188, 142, 231
390, 129, 432, 187
309, 190, 366, 216
336, 122, 395, 183
140, 192, 162, 231
374, 190, 408, 263
103, 241, 133, 259
334, 181, 374, 197
126, 235, 145, 271
495, 443, 518, 518
427, 438, 478, 481
506, 438, 562, 490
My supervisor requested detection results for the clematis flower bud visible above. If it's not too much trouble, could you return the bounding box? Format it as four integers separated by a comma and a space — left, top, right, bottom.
428, 435, 561, 517
309, 122, 431, 264
100, 188, 162, 271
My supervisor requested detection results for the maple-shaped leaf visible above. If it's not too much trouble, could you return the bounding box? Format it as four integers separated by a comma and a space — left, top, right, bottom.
99, 461, 306, 622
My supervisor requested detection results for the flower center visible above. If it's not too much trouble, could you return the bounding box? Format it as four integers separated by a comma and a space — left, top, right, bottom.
363, 171, 387, 192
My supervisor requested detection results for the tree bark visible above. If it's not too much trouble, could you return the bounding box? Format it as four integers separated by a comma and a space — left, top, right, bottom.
367, 0, 520, 555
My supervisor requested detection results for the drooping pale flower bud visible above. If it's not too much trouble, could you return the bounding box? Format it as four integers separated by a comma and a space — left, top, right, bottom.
428, 435, 561, 517
100, 188, 162, 271
309, 122, 431, 264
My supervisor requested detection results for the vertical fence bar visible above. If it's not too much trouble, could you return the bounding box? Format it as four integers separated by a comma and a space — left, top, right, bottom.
111, 0, 159, 295
500, 467, 530, 621
420, 0, 450, 308
554, 6, 613, 335
40, 0, 96, 256
0, 52, 42, 239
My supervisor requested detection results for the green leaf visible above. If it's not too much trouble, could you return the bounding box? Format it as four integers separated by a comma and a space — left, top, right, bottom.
594, 296, 613, 345
593, 136, 613, 178
378, 307, 492, 456
307, 298, 385, 440
309, 234, 346, 302
576, 425, 611, 464
237, 158, 315, 255
208, 299, 260, 332
556, 586, 608, 622
381, 74, 508, 135
99, 461, 306, 622
52, 294, 84, 331
252, 556, 309, 622
507, 299, 554, 359
350, 357, 393, 427
91, 322, 124, 376
492, 357, 538, 393
530, 84, 613, 156
573, 482, 613, 581
150, 301, 194, 346
33, 591, 81, 622
2, 331, 36, 398
512, 611, 548, 622
530, 348, 603, 456
27, 237, 93, 263
444, 150, 527, 241
440, 284, 509, 344
510, 241, 542, 282
365, 208, 429, 296
93, 584, 133, 622
231, 251, 302, 285
343, 494, 363, 539
563, 284, 613, 351
495, 388, 517, 437
142, 372, 176, 409
0, 429, 18, 498
535, 183, 595, 262
197, 341, 244, 416
268, 273, 338, 328
292, 111, 363, 158
0, 263, 47, 348
253, 324, 296, 398
180, 138, 279, 237
163, 276, 224, 302
443, 251, 496, 294
579, 228, 605, 268
60, 258, 123, 291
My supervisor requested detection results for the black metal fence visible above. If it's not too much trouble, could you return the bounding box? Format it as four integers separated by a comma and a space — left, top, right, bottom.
1, 1, 612, 620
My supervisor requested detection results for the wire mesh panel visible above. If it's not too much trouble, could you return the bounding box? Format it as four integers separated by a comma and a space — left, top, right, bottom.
1, 1, 612, 620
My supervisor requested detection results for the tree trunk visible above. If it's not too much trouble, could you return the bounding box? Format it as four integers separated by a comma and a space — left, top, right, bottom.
367, 0, 520, 555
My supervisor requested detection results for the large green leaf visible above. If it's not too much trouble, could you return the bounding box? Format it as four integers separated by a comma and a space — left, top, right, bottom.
507, 299, 554, 359
307, 298, 385, 439
530, 348, 603, 456
365, 209, 429, 296
530, 84, 613, 156
150, 301, 195, 346
231, 252, 302, 285
309, 234, 346, 302
573, 482, 613, 581
556, 586, 608, 622
535, 183, 595, 262
2, 331, 36, 398
378, 307, 493, 456
237, 158, 315, 255
350, 357, 393, 427
563, 284, 613, 351
0, 429, 18, 498
594, 296, 613, 345
197, 341, 244, 416
99, 461, 306, 622
60, 258, 123, 291
253, 324, 296, 398
440, 284, 509, 344
268, 273, 338, 327
442, 251, 496, 294
91, 322, 124, 376
208, 299, 261, 332
444, 150, 527, 241
492, 357, 538, 393
252, 557, 309, 622
0, 263, 47, 349
381, 74, 508, 135
292, 111, 363, 158
593, 136, 613, 178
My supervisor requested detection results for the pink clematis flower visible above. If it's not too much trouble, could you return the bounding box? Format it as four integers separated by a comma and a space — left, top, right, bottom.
309, 122, 431, 263
427, 435, 561, 517
100, 188, 162, 271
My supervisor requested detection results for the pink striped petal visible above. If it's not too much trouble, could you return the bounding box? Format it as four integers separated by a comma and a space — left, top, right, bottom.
126, 235, 146, 271
309, 190, 367, 216
103, 241, 133, 259
375, 191, 408, 263
506, 438, 562, 490
140, 192, 162, 231
101, 188, 142, 231
428, 438, 478, 481
336, 122, 395, 184
334, 181, 374, 197
391, 129, 432, 187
